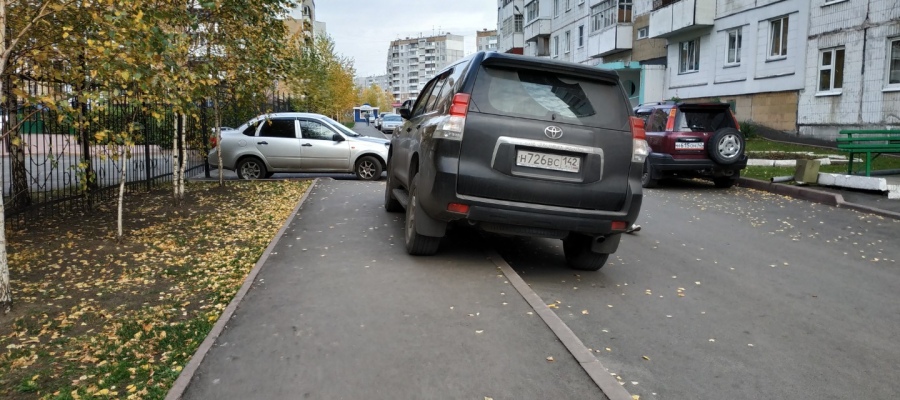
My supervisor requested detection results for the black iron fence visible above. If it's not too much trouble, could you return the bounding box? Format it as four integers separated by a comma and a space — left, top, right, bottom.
2, 81, 297, 227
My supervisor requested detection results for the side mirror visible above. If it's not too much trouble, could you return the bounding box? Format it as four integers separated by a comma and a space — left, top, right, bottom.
399, 108, 411, 120
332, 133, 344, 142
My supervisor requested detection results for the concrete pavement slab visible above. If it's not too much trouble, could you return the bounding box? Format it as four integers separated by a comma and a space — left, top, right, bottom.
177, 179, 606, 400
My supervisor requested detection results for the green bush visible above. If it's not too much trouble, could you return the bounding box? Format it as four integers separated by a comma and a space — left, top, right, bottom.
740, 120, 757, 139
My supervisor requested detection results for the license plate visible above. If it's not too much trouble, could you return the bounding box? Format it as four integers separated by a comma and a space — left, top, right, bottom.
516, 150, 580, 173
675, 142, 704, 149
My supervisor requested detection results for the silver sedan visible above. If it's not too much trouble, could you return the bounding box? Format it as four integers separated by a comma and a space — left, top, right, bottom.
208, 112, 389, 180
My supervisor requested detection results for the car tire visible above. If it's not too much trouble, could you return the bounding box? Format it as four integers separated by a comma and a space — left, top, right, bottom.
236, 157, 267, 180
355, 156, 383, 181
563, 234, 609, 271
405, 174, 441, 256
384, 160, 403, 213
713, 171, 739, 188
708, 128, 744, 165
641, 159, 658, 188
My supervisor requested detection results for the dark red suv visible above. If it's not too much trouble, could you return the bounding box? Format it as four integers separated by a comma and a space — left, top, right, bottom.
634, 101, 746, 188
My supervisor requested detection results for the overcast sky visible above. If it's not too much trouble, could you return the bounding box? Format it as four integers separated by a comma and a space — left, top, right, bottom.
306, 0, 498, 78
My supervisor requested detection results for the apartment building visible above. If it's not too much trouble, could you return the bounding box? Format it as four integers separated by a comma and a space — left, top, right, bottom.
648, 0, 811, 132
497, 0, 897, 136
476, 29, 500, 51
386, 34, 465, 102
354, 74, 391, 91
286, 0, 326, 40
797, 0, 900, 139
497, 0, 526, 53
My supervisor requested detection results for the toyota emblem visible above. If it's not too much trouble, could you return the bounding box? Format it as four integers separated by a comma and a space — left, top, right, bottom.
544, 126, 564, 140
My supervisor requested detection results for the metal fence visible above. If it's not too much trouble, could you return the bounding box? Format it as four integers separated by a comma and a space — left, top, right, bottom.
2, 81, 297, 227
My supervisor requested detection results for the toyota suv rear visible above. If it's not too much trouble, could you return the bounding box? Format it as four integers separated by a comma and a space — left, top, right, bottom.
384, 52, 648, 271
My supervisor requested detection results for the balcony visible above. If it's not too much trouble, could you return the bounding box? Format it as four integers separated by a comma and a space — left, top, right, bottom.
524, 18, 551, 42
649, 0, 714, 38
587, 24, 633, 58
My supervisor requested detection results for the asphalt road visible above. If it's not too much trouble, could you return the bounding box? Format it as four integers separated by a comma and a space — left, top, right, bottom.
180, 177, 900, 400
491, 179, 900, 399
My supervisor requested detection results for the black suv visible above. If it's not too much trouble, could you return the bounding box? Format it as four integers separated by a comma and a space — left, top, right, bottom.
384, 52, 647, 271
633, 101, 747, 188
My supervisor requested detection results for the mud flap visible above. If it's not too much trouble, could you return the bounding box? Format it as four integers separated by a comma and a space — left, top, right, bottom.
415, 204, 447, 238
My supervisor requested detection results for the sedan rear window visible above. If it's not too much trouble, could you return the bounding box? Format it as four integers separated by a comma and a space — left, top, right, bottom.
384, 115, 401, 122
471, 67, 627, 128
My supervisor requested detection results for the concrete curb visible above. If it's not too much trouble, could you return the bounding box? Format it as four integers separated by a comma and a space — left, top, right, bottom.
165, 179, 319, 400
486, 249, 633, 400
736, 178, 900, 220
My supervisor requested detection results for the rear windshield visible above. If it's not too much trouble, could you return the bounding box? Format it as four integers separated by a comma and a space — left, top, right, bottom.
384, 115, 401, 122
470, 66, 628, 128
676, 108, 736, 132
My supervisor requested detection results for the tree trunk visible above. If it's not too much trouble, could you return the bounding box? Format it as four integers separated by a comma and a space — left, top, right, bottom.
1, 0, 12, 312
5, 82, 30, 211
178, 114, 186, 200
117, 148, 126, 241
214, 96, 224, 187
172, 114, 180, 205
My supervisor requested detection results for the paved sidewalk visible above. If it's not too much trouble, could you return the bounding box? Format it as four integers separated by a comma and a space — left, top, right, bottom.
174, 179, 608, 400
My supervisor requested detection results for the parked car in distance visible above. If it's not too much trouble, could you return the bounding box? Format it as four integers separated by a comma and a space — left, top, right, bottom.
380, 114, 403, 134
633, 101, 746, 188
208, 112, 389, 180
368, 115, 376, 124
385, 51, 648, 271
375, 113, 395, 130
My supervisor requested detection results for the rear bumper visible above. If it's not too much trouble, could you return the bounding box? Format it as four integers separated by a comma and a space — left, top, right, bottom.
415, 142, 643, 237
648, 153, 747, 174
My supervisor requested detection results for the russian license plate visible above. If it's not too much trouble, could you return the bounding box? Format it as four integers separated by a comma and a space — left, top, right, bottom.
675, 142, 704, 150
516, 150, 581, 173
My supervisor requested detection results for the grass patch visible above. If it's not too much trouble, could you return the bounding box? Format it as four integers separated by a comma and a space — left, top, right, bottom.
0, 180, 310, 400
743, 137, 900, 181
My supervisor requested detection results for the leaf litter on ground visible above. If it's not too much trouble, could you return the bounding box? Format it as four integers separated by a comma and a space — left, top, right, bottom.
0, 180, 310, 399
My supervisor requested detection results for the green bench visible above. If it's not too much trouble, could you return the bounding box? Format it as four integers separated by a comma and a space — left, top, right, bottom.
836, 129, 900, 176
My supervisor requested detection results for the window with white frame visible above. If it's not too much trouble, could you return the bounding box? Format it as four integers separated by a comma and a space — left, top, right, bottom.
590, 0, 632, 32
726, 28, 742, 65
888, 38, 900, 87
818, 47, 844, 93
525, 1, 538, 23
553, 35, 559, 57
679, 38, 700, 73
637, 27, 648, 39
554, 0, 560, 17
565, 31, 571, 53
578, 25, 584, 47
769, 16, 789, 59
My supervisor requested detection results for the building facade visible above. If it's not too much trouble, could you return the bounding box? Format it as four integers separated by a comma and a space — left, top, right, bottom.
354, 74, 391, 91
497, 0, 897, 136
646, 0, 811, 132
476, 29, 500, 51
797, 0, 900, 139
497, 0, 526, 53
386, 34, 465, 102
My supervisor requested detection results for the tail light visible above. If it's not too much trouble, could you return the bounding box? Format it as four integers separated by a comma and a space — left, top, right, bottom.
436, 93, 470, 141
630, 116, 650, 163
210, 135, 217, 147
731, 111, 741, 132
665, 108, 676, 132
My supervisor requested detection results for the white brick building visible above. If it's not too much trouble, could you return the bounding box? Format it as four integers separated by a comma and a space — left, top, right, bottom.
797, 0, 900, 139
476, 29, 499, 51
497, 0, 526, 54
648, 0, 811, 131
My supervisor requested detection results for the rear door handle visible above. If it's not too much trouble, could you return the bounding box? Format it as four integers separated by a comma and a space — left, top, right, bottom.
257, 141, 268, 145
302, 143, 313, 147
